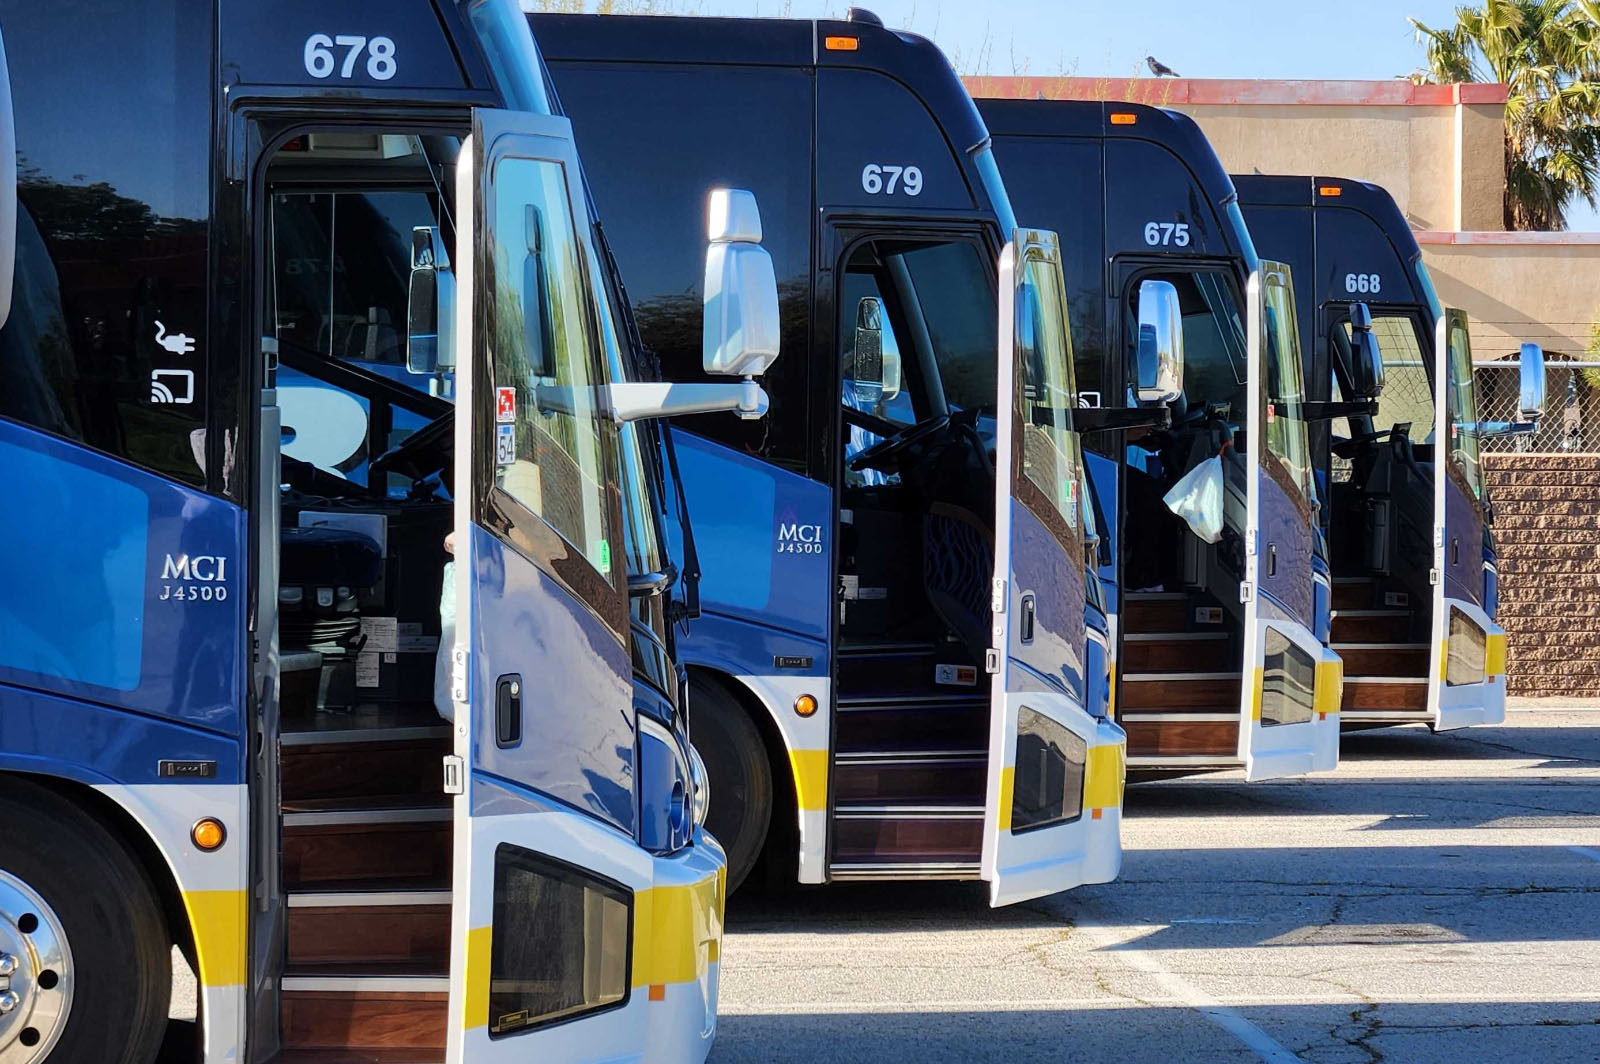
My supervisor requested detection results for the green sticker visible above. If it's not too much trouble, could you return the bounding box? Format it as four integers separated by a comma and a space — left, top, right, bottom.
598, 538, 611, 573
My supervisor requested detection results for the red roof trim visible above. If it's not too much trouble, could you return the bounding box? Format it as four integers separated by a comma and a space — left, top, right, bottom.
965, 76, 1510, 108
1415, 229, 1600, 245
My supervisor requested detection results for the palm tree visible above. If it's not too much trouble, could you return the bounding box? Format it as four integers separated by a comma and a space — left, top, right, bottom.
1412, 0, 1600, 230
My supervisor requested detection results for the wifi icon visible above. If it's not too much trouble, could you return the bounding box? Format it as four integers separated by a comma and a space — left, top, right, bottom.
150, 368, 195, 405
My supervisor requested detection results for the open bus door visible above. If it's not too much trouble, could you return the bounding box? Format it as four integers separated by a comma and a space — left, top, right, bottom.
982, 229, 1124, 906
1428, 309, 1508, 730
444, 108, 662, 1061
1239, 262, 1342, 781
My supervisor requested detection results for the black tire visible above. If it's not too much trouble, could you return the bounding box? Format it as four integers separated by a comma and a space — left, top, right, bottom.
0, 778, 171, 1064
691, 677, 773, 895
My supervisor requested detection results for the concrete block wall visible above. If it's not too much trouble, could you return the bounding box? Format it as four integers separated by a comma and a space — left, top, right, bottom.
1483, 453, 1600, 697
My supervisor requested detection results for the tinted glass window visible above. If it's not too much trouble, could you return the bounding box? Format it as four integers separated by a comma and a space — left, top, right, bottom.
1010, 706, 1086, 832
1446, 319, 1483, 500
901, 241, 997, 417
271, 188, 438, 382
1261, 268, 1313, 502
1352, 314, 1434, 441
488, 844, 630, 1036
990, 136, 1106, 406
490, 156, 617, 582
1259, 627, 1316, 727
1016, 247, 1081, 537
1130, 270, 1247, 416
547, 62, 813, 474
1446, 606, 1487, 686
0, 0, 213, 487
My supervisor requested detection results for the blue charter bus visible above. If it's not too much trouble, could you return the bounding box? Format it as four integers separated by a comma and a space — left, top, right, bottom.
534, 10, 1152, 901
1236, 175, 1543, 731
0, 1, 774, 1060
980, 98, 1343, 780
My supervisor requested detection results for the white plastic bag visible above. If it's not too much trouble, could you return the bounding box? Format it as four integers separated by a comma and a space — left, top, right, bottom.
433, 559, 456, 722
1163, 455, 1225, 544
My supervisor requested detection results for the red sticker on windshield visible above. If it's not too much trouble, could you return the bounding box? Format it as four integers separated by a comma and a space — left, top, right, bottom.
496, 387, 516, 424
1266, 403, 1276, 423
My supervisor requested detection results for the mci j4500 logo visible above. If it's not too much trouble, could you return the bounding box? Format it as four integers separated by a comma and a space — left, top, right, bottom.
158, 553, 230, 603
776, 522, 824, 555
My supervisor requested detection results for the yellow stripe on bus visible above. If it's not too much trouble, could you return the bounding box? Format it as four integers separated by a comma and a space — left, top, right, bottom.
997, 764, 1014, 831
789, 748, 829, 812
1084, 741, 1125, 812
462, 925, 492, 1030
181, 889, 247, 988
1249, 667, 1266, 721
632, 872, 725, 988
1486, 631, 1508, 677
1314, 657, 1343, 718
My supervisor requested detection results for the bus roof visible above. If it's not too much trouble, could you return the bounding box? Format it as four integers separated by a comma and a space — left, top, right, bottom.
528, 11, 989, 183
978, 98, 1237, 213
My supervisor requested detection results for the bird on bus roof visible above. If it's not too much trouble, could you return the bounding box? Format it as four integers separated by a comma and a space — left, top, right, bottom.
1146, 55, 1180, 77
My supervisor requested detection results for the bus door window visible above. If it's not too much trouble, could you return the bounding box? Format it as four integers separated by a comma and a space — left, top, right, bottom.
1121, 268, 1248, 591
487, 158, 619, 585
832, 234, 995, 663
838, 253, 918, 485
269, 181, 443, 495
1445, 319, 1483, 501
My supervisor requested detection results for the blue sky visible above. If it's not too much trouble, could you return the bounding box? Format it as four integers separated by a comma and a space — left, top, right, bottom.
629, 0, 1600, 229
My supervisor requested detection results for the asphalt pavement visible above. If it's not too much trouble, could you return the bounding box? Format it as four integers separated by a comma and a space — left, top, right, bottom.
711, 707, 1600, 1064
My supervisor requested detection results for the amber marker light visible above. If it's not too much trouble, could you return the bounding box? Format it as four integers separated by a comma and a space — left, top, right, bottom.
192, 818, 227, 852
824, 35, 858, 51
794, 694, 819, 718
1319, 185, 1343, 197
1109, 112, 1137, 125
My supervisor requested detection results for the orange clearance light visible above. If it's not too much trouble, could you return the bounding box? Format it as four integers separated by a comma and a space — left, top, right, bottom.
794, 694, 819, 718
1319, 185, 1343, 198
1109, 112, 1138, 126
192, 818, 227, 852
824, 35, 859, 51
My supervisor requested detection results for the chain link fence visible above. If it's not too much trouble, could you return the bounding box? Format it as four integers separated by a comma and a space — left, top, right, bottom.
1475, 360, 1600, 454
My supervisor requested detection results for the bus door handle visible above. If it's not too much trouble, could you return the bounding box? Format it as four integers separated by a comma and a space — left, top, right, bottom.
1020, 593, 1036, 644
496, 675, 523, 748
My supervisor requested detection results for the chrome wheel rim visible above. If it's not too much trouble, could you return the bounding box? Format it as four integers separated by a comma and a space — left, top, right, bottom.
0, 870, 73, 1064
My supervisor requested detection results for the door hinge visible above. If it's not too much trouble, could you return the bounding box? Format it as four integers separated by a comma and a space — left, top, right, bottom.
450, 645, 468, 705
984, 648, 1001, 674
442, 754, 465, 795
990, 576, 1008, 615
1429, 568, 1441, 586
1239, 581, 1255, 604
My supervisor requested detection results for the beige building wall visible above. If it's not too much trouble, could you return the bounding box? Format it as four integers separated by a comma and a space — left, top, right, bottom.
1417, 234, 1600, 357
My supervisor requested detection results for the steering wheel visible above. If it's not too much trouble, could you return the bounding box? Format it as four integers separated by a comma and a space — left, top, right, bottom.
369, 409, 454, 489
847, 412, 951, 473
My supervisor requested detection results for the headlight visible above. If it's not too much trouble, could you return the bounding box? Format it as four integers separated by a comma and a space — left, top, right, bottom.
688, 742, 710, 828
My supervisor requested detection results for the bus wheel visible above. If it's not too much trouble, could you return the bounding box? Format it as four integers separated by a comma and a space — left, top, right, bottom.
692, 679, 773, 894
0, 783, 171, 1064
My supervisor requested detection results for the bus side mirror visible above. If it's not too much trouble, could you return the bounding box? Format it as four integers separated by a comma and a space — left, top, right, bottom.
703, 188, 780, 379
1518, 341, 1545, 422
1346, 302, 1385, 400
406, 226, 455, 375
1135, 279, 1183, 404
850, 296, 902, 404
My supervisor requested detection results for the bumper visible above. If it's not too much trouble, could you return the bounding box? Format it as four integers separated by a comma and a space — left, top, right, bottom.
639, 830, 728, 1064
